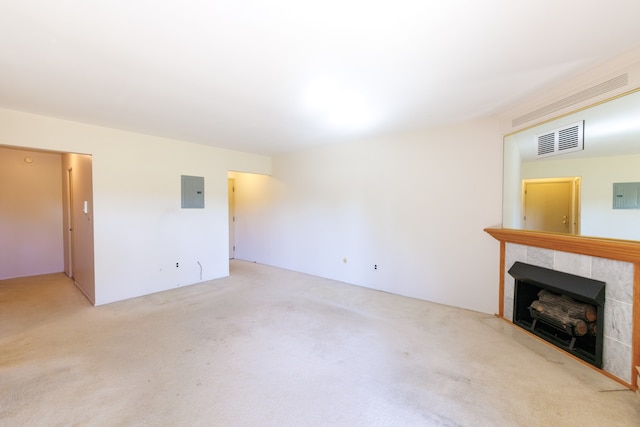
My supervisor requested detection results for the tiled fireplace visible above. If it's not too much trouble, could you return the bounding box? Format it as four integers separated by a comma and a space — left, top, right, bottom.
485, 228, 639, 388
509, 261, 606, 368
504, 244, 632, 382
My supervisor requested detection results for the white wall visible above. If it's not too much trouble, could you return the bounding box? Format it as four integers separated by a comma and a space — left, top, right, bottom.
233, 118, 503, 314
502, 137, 522, 229
522, 153, 640, 240
61, 152, 95, 302
0, 147, 64, 279
0, 108, 271, 305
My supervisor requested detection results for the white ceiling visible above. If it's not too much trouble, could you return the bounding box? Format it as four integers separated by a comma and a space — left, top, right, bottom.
2, 1, 640, 155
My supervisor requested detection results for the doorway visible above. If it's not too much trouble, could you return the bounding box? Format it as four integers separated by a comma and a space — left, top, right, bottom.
0, 145, 95, 303
228, 178, 235, 260
66, 168, 75, 279
522, 177, 581, 234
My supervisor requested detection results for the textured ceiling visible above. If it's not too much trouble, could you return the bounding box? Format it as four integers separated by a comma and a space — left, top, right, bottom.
1, 1, 640, 155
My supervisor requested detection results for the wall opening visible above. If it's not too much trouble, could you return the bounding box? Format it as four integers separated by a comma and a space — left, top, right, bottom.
0, 144, 95, 304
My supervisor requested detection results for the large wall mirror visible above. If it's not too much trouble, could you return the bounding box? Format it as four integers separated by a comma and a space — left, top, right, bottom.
503, 89, 640, 241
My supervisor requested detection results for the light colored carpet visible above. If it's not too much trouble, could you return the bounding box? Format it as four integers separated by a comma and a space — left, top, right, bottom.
1, 260, 638, 426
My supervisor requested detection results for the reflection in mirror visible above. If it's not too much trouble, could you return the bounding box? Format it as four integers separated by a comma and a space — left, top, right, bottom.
503, 89, 640, 241
522, 177, 580, 234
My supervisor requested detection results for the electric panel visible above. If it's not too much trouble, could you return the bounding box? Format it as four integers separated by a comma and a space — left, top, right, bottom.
181, 175, 204, 209
613, 182, 640, 209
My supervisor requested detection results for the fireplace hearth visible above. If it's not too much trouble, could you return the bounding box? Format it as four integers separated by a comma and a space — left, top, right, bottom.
508, 262, 606, 368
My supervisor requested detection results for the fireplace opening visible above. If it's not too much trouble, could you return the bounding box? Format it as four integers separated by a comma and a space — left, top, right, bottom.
508, 262, 605, 368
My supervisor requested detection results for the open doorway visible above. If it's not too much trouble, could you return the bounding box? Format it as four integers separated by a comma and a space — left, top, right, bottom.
227, 171, 271, 266
522, 177, 581, 234
0, 145, 95, 304
66, 168, 75, 278
228, 177, 235, 260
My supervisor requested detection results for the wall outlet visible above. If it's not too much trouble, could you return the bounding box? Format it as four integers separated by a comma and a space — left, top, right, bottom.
176, 262, 179, 268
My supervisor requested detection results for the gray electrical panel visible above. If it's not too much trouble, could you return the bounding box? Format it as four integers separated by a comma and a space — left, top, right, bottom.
181, 175, 204, 209
613, 182, 640, 209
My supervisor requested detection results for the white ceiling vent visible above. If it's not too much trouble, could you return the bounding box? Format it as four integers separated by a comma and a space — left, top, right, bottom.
536, 121, 584, 158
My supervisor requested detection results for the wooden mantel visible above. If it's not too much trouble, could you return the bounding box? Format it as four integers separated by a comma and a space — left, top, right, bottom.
484, 227, 640, 390
484, 227, 640, 263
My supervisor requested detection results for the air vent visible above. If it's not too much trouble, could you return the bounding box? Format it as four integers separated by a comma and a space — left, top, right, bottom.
558, 125, 580, 151
536, 121, 584, 159
513, 74, 628, 127
537, 132, 555, 156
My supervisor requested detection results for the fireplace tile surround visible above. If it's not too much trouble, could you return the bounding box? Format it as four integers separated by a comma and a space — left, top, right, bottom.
485, 228, 640, 388
504, 243, 633, 382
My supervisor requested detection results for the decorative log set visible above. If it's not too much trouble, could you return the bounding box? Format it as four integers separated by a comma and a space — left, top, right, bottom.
529, 290, 597, 337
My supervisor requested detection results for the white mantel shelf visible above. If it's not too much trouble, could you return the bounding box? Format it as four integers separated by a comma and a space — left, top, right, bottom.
485, 227, 640, 390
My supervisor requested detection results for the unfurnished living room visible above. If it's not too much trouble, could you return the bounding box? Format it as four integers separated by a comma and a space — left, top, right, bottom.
2, 1, 640, 426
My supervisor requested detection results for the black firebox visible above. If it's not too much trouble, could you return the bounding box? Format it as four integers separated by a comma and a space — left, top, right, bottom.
508, 262, 606, 368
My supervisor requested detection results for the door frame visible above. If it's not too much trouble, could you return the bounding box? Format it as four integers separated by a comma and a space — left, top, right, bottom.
66, 168, 75, 278
228, 178, 235, 260
521, 177, 581, 234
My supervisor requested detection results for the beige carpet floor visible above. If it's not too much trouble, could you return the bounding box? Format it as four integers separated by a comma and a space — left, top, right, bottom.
1, 260, 639, 426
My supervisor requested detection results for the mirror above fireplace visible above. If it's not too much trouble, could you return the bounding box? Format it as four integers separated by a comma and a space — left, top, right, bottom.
503, 89, 640, 241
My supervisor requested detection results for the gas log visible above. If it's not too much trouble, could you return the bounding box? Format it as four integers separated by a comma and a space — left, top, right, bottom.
529, 290, 597, 337
536, 290, 597, 322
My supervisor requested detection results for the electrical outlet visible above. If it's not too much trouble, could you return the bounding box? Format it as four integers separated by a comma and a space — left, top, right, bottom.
374, 264, 377, 270
176, 262, 179, 268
